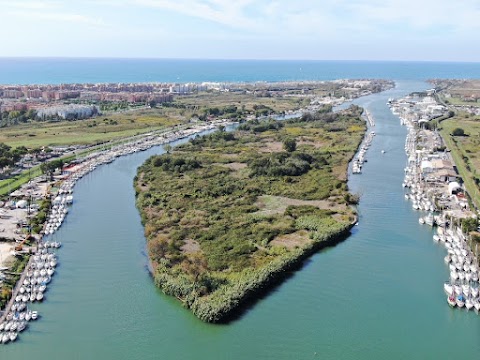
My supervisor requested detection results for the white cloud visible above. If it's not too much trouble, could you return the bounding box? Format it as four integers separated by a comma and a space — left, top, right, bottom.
125, 0, 480, 37
4, 9, 107, 27
2, 0, 480, 60
131, 0, 259, 30
0, 1, 59, 10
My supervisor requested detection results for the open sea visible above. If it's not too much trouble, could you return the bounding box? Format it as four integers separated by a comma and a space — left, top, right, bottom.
0, 58, 479, 84
0, 59, 480, 359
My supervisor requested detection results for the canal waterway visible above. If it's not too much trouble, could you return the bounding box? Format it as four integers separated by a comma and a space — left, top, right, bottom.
1, 80, 479, 359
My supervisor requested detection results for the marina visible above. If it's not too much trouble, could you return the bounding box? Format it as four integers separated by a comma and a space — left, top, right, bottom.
0, 119, 235, 345
1, 81, 480, 358
352, 110, 376, 174
391, 93, 480, 314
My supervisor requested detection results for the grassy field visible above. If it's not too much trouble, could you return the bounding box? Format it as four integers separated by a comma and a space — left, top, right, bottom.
440, 115, 480, 209
0, 94, 306, 149
0, 167, 43, 196
0, 109, 182, 148
441, 95, 480, 107
135, 105, 365, 322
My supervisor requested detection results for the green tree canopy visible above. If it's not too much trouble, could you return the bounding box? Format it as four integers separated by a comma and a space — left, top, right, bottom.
283, 137, 297, 152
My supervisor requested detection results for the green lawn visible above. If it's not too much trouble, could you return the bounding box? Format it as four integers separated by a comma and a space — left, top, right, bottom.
0, 111, 182, 148
440, 117, 480, 209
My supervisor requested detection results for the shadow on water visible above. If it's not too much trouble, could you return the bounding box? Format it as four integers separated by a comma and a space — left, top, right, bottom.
215, 229, 353, 324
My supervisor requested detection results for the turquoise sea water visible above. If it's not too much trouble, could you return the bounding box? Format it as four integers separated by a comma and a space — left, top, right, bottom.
0, 58, 479, 84
0, 62, 480, 359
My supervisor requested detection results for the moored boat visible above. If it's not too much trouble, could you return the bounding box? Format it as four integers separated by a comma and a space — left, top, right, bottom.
465, 297, 474, 311
443, 282, 453, 296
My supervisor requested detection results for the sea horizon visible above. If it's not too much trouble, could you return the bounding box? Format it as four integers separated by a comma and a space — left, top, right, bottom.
1, 56, 480, 63
0, 58, 479, 85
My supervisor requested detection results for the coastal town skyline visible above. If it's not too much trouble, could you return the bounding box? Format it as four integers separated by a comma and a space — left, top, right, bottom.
2, 0, 480, 62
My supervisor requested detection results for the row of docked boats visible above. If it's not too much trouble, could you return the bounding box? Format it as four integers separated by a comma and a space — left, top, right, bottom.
352, 131, 375, 174
441, 226, 480, 311
0, 310, 38, 344
0, 240, 56, 344
0, 120, 233, 345
395, 98, 480, 314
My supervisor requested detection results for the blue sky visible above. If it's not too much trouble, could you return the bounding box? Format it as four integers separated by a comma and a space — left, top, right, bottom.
1, 0, 479, 61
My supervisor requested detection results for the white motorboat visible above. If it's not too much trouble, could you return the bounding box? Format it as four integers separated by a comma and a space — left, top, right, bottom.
9, 332, 17, 342
454, 284, 462, 295
17, 321, 26, 332
443, 282, 453, 296
474, 299, 480, 312
465, 298, 474, 310
425, 213, 434, 226
450, 271, 459, 280
473, 272, 479, 282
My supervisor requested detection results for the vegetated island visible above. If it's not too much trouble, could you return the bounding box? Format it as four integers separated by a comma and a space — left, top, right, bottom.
135, 104, 365, 322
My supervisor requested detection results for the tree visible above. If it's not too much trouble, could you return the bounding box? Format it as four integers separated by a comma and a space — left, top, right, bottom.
40, 159, 64, 180
283, 137, 297, 152
40, 162, 50, 179
26, 109, 37, 120
461, 217, 478, 233
452, 127, 465, 136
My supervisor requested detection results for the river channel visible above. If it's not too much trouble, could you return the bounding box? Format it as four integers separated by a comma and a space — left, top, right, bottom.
1, 80, 479, 359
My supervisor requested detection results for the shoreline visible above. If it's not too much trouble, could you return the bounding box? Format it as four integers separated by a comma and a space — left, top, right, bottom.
0, 84, 379, 335
390, 93, 480, 312
137, 107, 366, 323
0, 118, 241, 343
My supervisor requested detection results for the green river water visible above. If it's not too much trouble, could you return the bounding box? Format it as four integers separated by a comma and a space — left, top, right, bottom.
1, 80, 479, 359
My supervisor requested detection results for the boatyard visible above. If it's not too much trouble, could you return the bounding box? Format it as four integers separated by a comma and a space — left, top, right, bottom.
390, 93, 480, 313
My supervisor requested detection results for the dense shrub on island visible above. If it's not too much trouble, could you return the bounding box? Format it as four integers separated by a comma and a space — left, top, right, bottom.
135, 105, 364, 322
